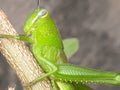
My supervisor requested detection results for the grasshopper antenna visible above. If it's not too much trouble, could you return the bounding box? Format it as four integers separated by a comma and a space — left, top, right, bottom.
37, 0, 40, 8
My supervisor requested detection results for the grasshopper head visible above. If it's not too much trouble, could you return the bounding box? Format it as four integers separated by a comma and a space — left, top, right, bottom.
24, 7, 49, 36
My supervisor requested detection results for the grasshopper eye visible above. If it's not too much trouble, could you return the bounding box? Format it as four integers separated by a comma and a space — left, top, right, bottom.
32, 9, 47, 24
38, 9, 47, 18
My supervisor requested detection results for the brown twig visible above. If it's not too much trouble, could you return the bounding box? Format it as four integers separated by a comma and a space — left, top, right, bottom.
0, 9, 52, 90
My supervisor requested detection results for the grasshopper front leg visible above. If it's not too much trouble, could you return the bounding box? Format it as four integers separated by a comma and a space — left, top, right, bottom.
0, 34, 31, 42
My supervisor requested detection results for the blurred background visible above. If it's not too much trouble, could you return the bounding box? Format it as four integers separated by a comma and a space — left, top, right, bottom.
1, 0, 120, 90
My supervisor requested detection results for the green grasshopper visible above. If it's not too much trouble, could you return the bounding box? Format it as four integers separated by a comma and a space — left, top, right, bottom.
1, 7, 120, 90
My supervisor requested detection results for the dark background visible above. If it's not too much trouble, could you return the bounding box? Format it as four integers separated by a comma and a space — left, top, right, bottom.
1, 0, 120, 90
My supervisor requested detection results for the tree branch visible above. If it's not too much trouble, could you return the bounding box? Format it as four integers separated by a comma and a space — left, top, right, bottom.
0, 9, 52, 90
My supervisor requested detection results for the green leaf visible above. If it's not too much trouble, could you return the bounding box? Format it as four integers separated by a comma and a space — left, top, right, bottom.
63, 38, 79, 59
